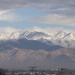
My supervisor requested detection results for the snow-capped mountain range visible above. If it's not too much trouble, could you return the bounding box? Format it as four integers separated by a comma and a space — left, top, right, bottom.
0, 27, 75, 69
0, 27, 75, 48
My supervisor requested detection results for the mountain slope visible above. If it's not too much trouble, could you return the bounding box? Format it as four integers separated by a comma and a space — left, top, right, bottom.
0, 48, 75, 69
0, 38, 62, 51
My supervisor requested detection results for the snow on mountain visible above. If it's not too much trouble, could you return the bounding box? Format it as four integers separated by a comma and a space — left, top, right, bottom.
0, 27, 75, 48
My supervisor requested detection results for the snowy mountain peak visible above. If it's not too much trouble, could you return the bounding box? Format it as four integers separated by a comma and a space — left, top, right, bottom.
0, 27, 75, 48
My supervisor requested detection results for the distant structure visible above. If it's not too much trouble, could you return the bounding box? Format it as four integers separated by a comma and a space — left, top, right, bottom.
29, 67, 37, 72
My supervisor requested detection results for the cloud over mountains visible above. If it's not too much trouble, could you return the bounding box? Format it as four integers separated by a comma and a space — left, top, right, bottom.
0, 0, 75, 16
0, 0, 75, 25
0, 0, 75, 10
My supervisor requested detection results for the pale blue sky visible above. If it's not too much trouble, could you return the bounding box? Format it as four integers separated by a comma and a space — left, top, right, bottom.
0, 0, 75, 30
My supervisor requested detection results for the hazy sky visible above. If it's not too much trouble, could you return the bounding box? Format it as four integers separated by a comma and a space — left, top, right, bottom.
0, 0, 75, 29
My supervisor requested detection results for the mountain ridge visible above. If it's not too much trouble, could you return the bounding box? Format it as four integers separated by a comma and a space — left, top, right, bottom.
0, 27, 75, 48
